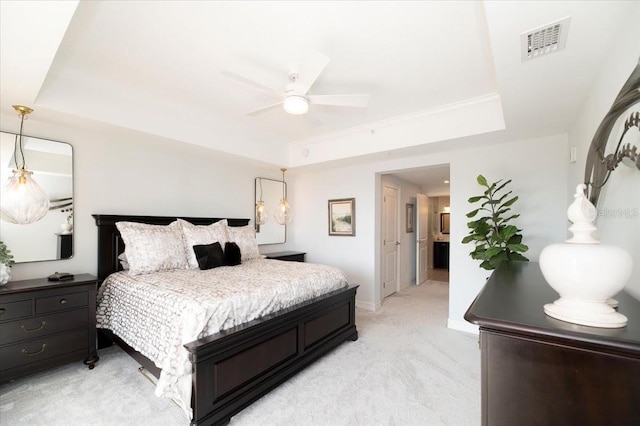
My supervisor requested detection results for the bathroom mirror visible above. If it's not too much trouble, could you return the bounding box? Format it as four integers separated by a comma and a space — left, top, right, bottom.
0, 132, 73, 262
255, 177, 286, 244
440, 212, 450, 234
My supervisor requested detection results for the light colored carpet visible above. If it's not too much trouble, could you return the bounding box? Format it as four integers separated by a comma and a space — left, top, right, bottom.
0, 281, 480, 425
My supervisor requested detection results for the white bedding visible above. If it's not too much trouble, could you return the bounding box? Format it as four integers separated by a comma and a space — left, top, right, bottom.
96, 258, 348, 418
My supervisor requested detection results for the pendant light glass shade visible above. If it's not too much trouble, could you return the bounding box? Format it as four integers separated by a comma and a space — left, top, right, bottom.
1, 169, 50, 224
0, 105, 50, 224
255, 200, 269, 225
274, 168, 292, 225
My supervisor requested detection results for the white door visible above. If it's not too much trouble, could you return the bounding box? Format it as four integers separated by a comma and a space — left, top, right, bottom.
382, 184, 399, 299
416, 193, 429, 285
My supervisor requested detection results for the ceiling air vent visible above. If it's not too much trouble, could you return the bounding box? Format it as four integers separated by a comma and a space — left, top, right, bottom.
521, 16, 571, 61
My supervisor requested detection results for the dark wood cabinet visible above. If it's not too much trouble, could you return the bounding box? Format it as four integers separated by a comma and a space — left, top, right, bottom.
56, 233, 73, 259
0, 274, 99, 382
465, 262, 640, 426
433, 241, 449, 269
265, 251, 306, 262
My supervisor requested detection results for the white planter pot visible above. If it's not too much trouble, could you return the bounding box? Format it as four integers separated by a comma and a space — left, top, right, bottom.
0, 263, 11, 286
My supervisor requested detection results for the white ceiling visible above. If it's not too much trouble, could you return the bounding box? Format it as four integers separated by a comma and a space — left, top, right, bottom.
1, 1, 637, 183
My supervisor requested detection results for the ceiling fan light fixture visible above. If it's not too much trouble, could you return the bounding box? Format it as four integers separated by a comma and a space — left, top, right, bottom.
283, 95, 309, 115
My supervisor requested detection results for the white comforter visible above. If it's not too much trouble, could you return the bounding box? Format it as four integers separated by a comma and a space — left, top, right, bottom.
96, 258, 348, 419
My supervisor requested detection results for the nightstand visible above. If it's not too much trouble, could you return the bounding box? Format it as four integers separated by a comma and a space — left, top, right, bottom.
265, 251, 306, 262
0, 274, 99, 382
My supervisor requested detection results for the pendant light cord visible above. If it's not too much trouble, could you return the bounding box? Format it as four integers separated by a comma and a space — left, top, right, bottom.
13, 113, 27, 170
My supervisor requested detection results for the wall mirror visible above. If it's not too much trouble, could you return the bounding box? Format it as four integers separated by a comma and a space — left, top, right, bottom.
440, 212, 450, 234
0, 132, 73, 262
255, 177, 286, 244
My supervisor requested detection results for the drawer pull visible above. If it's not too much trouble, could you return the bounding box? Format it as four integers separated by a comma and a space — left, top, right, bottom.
22, 344, 47, 356
60, 299, 68, 305
21, 321, 47, 333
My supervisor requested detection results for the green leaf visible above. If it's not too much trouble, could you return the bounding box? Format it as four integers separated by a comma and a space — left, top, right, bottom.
499, 225, 518, 242
467, 196, 484, 203
507, 243, 528, 252
480, 260, 494, 270
488, 252, 509, 268
477, 175, 488, 187
495, 190, 513, 204
466, 208, 480, 218
493, 179, 512, 195
499, 214, 520, 224
484, 247, 503, 259
508, 253, 530, 262
461, 235, 475, 244
507, 234, 522, 245
500, 196, 519, 209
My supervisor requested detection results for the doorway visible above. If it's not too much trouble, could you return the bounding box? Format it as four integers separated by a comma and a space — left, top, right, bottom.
379, 164, 450, 306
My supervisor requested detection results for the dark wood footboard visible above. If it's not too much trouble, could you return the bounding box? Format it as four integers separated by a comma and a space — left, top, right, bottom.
186, 283, 358, 426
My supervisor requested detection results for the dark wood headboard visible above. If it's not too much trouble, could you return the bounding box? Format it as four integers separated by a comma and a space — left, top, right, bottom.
92, 214, 250, 281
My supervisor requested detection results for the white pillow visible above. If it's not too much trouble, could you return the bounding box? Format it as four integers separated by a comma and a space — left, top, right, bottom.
116, 221, 188, 275
228, 225, 260, 261
178, 218, 230, 269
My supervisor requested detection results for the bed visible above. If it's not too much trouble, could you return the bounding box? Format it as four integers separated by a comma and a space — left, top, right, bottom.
93, 214, 358, 426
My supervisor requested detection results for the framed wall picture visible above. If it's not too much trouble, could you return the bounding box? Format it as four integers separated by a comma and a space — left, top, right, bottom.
406, 203, 415, 233
328, 198, 356, 236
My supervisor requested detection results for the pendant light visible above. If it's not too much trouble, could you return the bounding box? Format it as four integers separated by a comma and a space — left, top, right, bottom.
274, 168, 292, 225
0, 105, 51, 224
255, 178, 269, 225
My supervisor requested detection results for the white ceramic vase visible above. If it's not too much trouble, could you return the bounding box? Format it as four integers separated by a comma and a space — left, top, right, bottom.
0, 263, 11, 286
60, 222, 73, 234
539, 184, 632, 328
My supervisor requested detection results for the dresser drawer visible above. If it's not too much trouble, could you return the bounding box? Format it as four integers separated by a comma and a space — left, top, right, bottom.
36, 291, 88, 314
0, 299, 33, 322
0, 308, 88, 345
0, 328, 88, 371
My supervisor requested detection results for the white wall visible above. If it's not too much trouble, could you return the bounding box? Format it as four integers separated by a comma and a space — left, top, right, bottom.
568, 4, 640, 297
2, 112, 284, 281
288, 134, 569, 330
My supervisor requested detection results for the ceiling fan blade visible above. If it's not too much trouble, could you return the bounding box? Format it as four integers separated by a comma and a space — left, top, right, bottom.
308, 94, 370, 107
294, 51, 330, 94
222, 69, 281, 95
246, 101, 283, 116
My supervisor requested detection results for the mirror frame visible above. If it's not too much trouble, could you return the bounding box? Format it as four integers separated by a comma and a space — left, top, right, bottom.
254, 177, 286, 245
0, 131, 74, 263
440, 212, 450, 234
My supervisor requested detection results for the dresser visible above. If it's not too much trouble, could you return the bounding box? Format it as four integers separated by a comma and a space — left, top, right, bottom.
465, 262, 640, 426
0, 274, 99, 382
265, 251, 306, 262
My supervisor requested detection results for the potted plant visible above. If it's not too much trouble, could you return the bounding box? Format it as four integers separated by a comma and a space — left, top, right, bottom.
0, 240, 15, 285
462, 175, 529, 270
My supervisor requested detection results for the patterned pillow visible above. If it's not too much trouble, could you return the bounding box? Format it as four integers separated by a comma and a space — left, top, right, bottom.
227, 225, 260, 261
116, 221, 188, 275
118, 252, 129, 270
178, 219, 229, 269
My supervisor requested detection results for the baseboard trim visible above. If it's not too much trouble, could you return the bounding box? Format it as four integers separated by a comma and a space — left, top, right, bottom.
447, 318, 479, 335
356, 299, 381, 311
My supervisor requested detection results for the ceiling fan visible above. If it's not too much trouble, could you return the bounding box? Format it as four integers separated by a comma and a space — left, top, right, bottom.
223, 52, 370, 116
